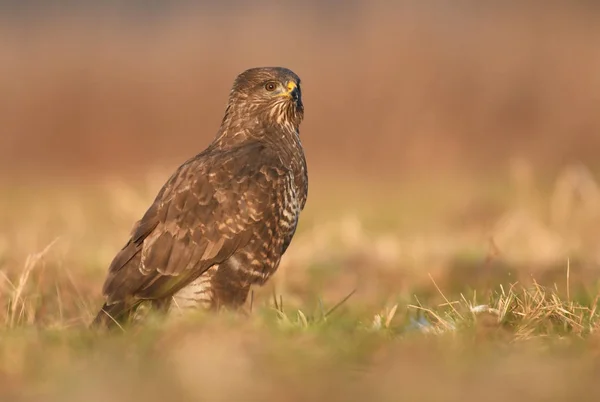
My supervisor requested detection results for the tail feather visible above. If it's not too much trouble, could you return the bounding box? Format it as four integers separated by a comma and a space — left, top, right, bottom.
89, 301, 131, 329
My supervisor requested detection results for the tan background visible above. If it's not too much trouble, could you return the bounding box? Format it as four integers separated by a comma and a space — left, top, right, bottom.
2, 5, 600, 400
1, 2, 599, 182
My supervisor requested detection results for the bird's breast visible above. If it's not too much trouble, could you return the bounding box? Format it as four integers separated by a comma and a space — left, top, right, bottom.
279, 170, 303, 239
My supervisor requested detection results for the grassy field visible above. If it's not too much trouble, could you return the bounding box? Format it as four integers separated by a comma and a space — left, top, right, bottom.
2, 2, 600, 401
2, 165, 600, 401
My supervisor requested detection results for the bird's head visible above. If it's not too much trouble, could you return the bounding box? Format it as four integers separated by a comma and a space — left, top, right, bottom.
225, 67, 304, 130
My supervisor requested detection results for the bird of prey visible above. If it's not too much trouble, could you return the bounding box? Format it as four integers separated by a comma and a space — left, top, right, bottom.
91, 67, 308, 328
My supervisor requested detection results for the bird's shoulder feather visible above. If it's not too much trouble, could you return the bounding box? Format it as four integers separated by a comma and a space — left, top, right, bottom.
102, 141, 291, 303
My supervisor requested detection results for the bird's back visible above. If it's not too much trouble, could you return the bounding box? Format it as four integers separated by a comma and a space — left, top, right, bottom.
93, 138, 306, 326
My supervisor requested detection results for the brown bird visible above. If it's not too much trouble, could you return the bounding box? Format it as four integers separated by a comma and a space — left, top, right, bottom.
91, 67, 308, 328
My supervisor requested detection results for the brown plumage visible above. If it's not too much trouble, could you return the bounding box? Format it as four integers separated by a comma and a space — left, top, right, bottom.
91, 67, 308, 328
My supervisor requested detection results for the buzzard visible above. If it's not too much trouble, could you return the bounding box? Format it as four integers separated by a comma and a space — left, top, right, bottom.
91, 67, 308, 328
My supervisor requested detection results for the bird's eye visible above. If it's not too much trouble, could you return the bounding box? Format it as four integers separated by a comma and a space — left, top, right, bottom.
265, 82, 277, 92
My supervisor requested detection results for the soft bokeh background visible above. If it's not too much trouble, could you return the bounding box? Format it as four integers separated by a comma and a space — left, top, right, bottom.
2, 2, 600, 401
2, 1, 600, 179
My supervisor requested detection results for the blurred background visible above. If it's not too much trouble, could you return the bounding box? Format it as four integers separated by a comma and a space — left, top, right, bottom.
3, 2, 600, 401
1, 0, 600, 315
2, 1, 600, 180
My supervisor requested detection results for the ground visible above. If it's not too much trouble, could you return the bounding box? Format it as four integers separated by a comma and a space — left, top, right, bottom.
2, 3, 600, 400
2, 166, 600, 402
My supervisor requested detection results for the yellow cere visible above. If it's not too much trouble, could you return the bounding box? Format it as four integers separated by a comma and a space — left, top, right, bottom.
286, 81, 297, 93
276, 81, 297, 97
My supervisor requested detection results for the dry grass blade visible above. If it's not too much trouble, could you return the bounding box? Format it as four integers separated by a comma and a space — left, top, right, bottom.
567, 259, 571, 302
272, 287, 280, 312
297, 310, 309, 328
385, 304, 398, 328
8, 238, 59, 327
407, 304, 455, 332
428, 273, 464, 320
324, 288, 357, 319
371, 304, 399, 330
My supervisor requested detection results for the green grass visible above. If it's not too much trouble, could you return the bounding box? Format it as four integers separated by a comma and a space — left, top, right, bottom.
2, 167, 600, 401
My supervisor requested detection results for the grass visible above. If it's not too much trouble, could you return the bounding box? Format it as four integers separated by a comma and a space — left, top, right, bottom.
2, 5, 600, 399
2, 164, 600, 401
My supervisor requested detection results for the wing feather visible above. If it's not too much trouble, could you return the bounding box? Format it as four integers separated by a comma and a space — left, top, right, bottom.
100, 142, 286, 305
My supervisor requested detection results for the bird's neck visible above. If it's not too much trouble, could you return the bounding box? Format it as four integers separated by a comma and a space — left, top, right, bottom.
213, 108, 301, 151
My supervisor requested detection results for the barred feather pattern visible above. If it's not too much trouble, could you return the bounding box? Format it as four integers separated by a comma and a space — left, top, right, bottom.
91, 66, 308, 328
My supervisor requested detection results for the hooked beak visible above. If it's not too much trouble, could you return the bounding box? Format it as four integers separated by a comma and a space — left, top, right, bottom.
278, 81, 300, 102
287, 81, 300, 102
